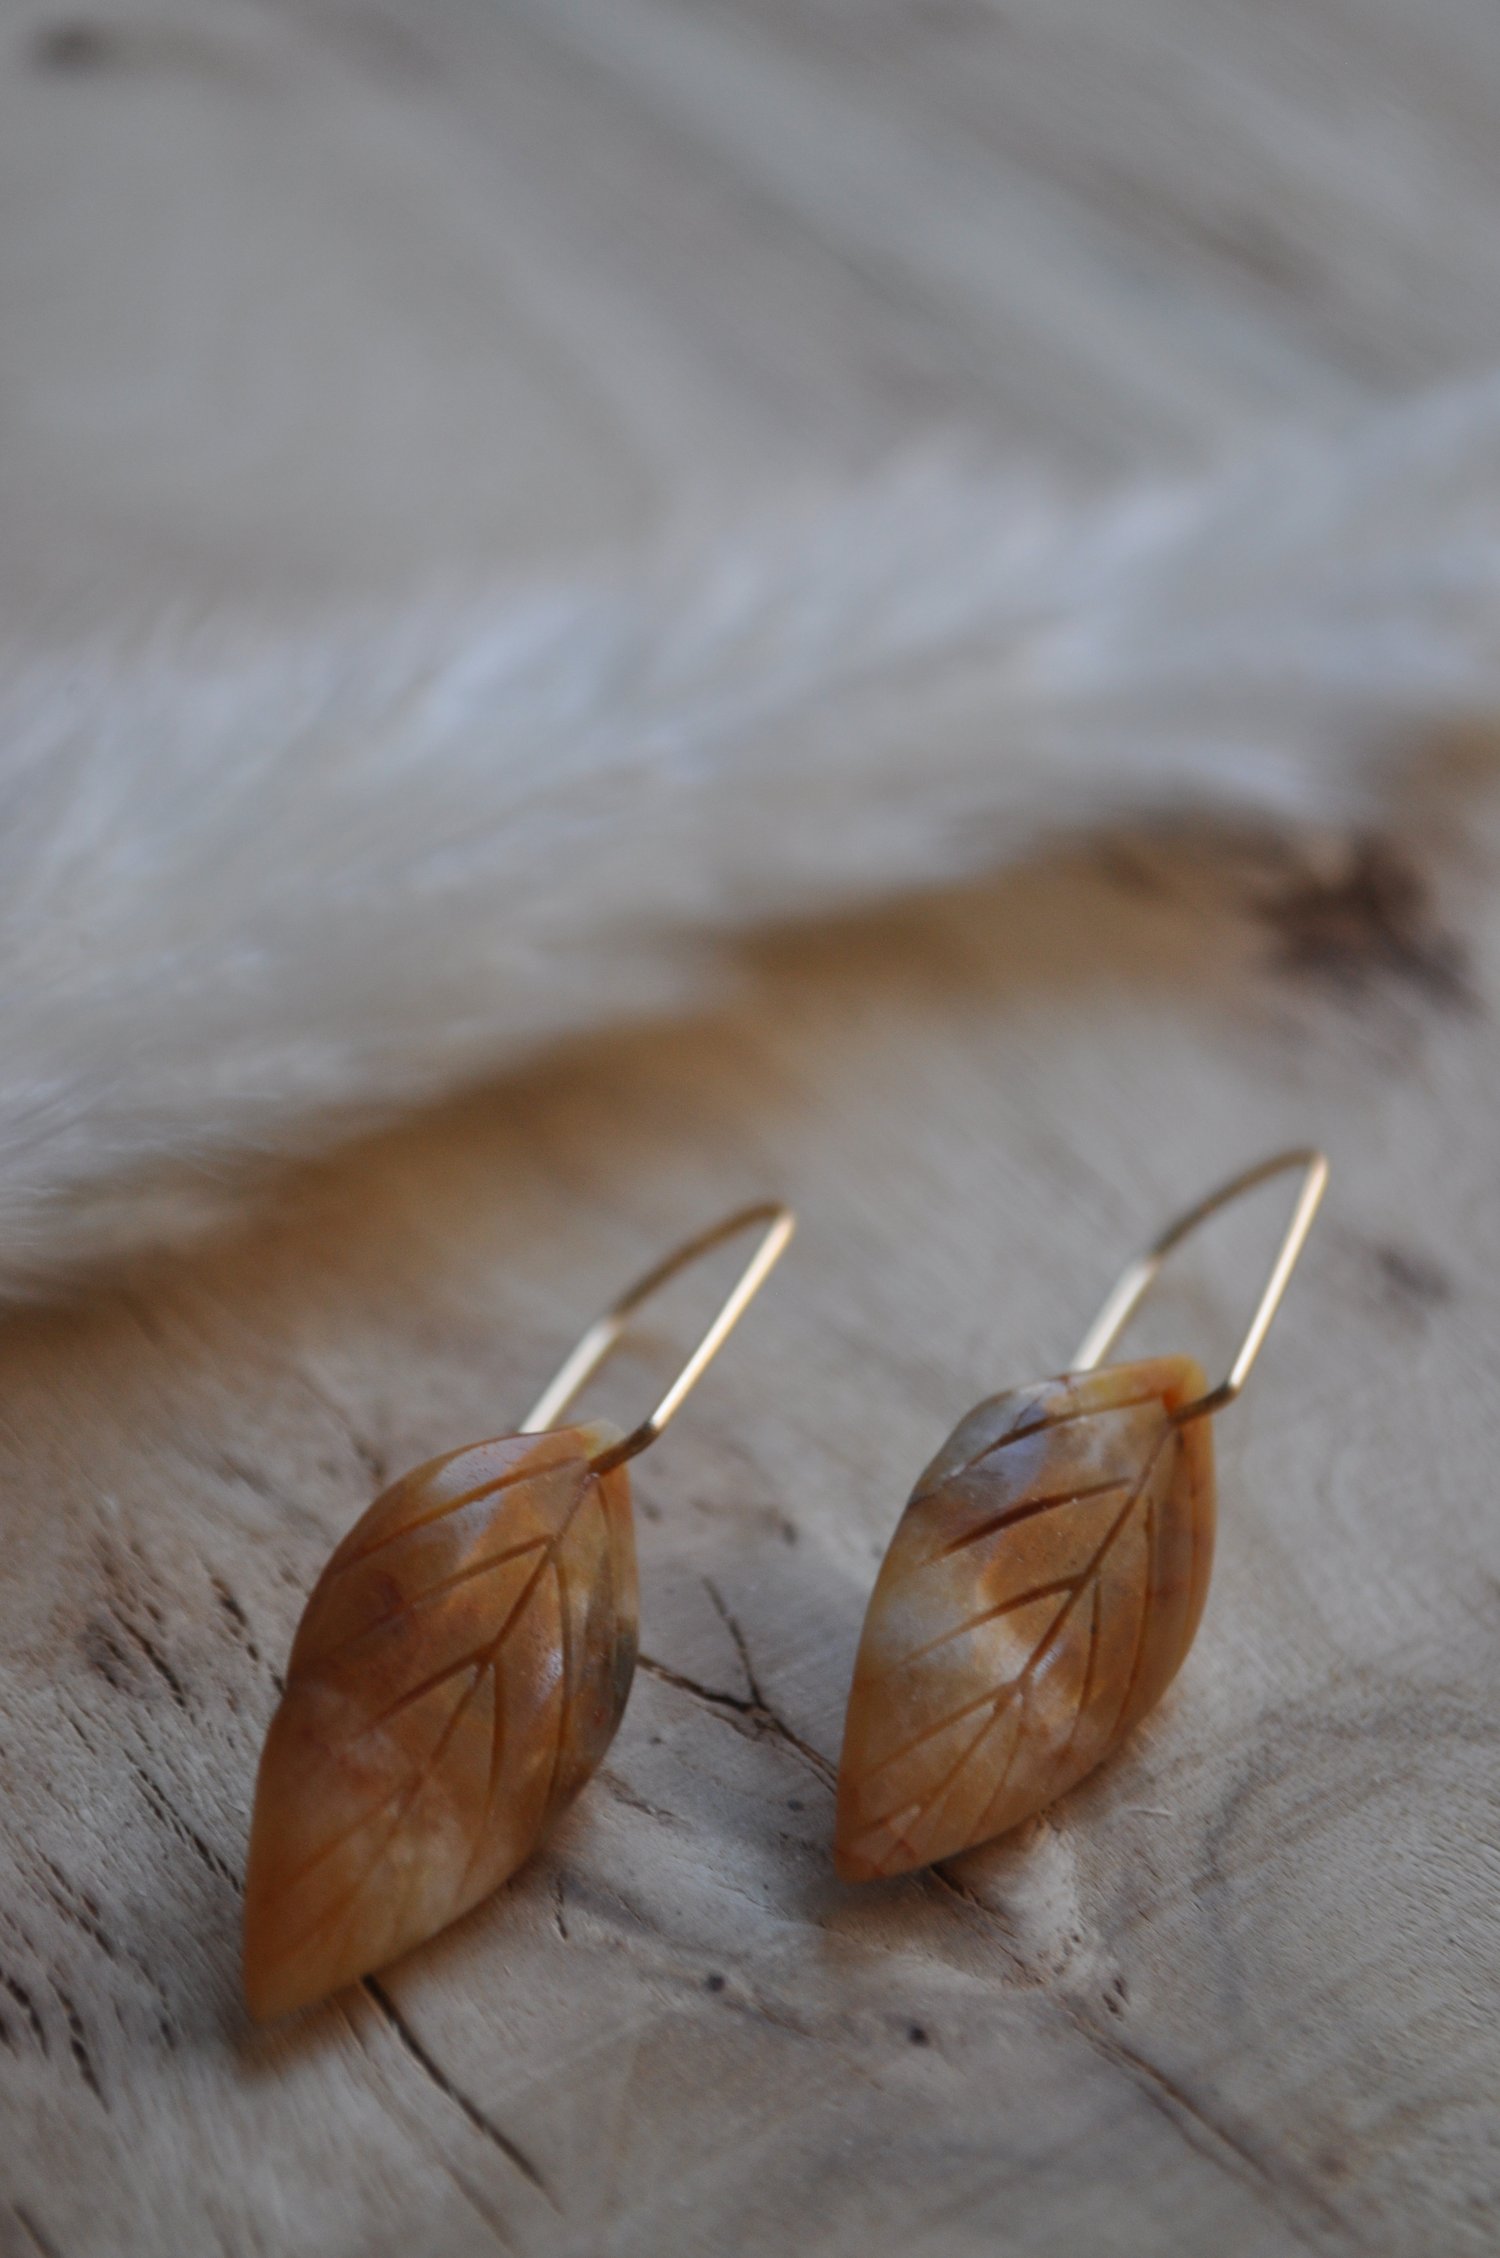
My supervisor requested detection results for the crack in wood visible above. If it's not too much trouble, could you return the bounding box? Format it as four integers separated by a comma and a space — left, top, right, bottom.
37, 1860, 120, 1967
637, 1646, 836, 1788
11, 2204, 62, 2258
1084, 2030, 1355, 2253
125, 1762, 241, 1893
0, 1963, 48, 2055
598, 1770, 678, 1824
209, 1575, 263, 1666
113, 1616, 189, 1712
924, 1867, 1360, 2253
51, 1984, 103, 2107
361, 1976, 556, 2207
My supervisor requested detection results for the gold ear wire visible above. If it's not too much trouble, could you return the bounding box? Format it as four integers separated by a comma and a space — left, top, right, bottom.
520, 1201, 796, 1473
1070, 1148, 1329, 1424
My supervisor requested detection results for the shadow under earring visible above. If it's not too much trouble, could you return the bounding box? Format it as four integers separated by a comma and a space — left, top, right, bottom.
834, 1150, 1327, 1884
243, 1201, 794, 2020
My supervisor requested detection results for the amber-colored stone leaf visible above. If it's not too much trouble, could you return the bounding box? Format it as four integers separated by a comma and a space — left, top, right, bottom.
834, 1359, 1215, 1882
243, 1421, 636, 2019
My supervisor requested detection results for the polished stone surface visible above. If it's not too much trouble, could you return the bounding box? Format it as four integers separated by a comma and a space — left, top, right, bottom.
835, 1360, 1215, 1882
244, 1421, 636, 2019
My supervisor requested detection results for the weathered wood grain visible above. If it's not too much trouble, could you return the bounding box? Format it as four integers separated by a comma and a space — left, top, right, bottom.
0, 826, 1496, 2256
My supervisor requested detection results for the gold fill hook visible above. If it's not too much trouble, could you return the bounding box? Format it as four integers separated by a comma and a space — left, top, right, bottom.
521, 1201, 796, 1474
1071, 1148, 1329, 1424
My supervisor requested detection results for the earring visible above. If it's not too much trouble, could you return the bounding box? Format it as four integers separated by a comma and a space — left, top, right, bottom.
834, 1150, 1327, 1883
243, 1201, 794, 2020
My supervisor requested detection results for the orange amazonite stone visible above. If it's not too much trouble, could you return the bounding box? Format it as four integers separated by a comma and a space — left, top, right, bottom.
244, 1421, 636, 2019
834, 1359, 1215, 1882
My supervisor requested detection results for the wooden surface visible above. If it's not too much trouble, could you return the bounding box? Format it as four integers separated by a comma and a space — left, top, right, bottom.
2, 1, 1500, 2254
3, 833, 1497, 2257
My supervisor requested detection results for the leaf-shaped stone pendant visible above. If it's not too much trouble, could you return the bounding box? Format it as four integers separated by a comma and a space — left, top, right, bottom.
834, 1358, 1214, 1882
244, 1420, 636, 2019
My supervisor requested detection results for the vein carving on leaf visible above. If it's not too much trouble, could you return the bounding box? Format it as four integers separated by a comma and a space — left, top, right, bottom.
834, 1359, 1215, 1881
244, 1421, 636, 2019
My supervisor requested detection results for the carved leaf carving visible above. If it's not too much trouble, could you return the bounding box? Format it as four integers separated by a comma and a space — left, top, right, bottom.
834, 1358, 1215, 1882
243, 1421, 636, 2019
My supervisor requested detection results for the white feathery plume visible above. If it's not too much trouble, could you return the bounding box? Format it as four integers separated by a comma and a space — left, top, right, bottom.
0, 373, 1497, 1287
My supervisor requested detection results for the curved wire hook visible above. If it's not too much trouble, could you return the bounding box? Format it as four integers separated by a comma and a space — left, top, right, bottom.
520, 1201, 796, 1474
1070, 1148, 1329, 1425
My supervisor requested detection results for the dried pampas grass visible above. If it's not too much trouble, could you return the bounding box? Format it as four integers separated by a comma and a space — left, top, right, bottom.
1, 374, 1498, 1291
